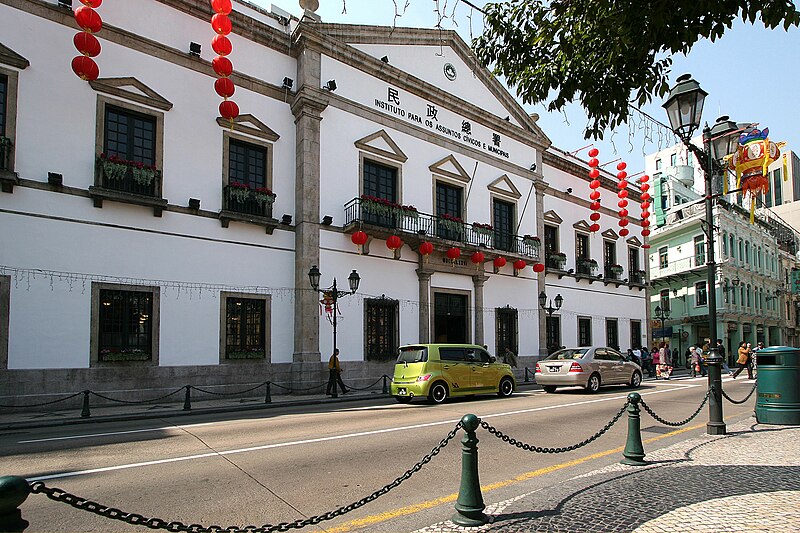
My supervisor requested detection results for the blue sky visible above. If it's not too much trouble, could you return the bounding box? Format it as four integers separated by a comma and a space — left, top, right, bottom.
257, 0, 800, 174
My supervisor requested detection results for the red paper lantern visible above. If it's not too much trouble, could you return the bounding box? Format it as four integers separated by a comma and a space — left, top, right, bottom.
211, 34, 232, 56
211, 13, 232, 35
617, 162, 627, 171
212, 56, 233, 77
619, 219, 629, 227
589, 168, 600, 179
590, 223, 600, 233
532, 263, 545, 273
80, 0, 102, 6
446, 247, 461, 260
588, 158, 599, 168
640, 202, 651, 210
641, 229, 651, 237
640, 174, 650, 183
513, 259, 526, 270
351, 231, 368, 246
619, 228, 630, 237
419, 241, 434, 256
642, 220, 651, 227
211, 0, 233, 14
617, 181, 629, 189
75, 6, 102, 33
470, 252, 485, 265
590, 201, 601, 211
617, 171, 627, 180
641, 211, 650, 219
219, 100, 239, 120
386, 235, 403, 251
618, 199, 628, 208
618, 190, 629, 198
590, 191, 601, 200
590, 180, 601, 189
73, 32, 101, 57
641, 183, 650, 192
588, 148, 599, 157
642, 244, 651, 249
71, 56, 99, 80
590, 212, 600, 221
214, 77, 235, 98
641, 192, 651, 201
618, 209, 629, 218
493, 256, 506, 268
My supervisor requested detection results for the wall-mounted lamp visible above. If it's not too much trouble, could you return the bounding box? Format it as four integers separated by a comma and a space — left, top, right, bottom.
529, 163, 537, 172
282, 77, 294, 90
323, 80, 337, 91
672, 288, 686, 300
566, 187, 572, 194
321, 215, 333, 225
189, 42, 201, 57
281, 214, 293, 225
188, 198, 201, 210
47, 172, 63, 186
380, 56, 389, 63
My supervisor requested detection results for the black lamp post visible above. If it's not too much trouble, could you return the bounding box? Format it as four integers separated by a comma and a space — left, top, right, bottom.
653, 304, 670, 342
308, 265, 361, 398
539, 292, 563, 354
662, 74, 740, 435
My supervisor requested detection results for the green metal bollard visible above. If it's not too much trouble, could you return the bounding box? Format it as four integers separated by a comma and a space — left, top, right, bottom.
264, 382, 272, 404
80, 390, 90, 419
382, 375, 389, 395
0, 476, 31, 533
452, 414, 488, 527
621, 392, 647, 466
183, 386, 191, 411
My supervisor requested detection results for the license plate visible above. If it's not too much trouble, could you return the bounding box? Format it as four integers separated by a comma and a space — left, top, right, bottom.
548, 366, 560, 373
398, 388, 407, 395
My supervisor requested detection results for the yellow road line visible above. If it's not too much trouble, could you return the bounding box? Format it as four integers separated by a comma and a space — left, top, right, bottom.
327, 421, 706, 532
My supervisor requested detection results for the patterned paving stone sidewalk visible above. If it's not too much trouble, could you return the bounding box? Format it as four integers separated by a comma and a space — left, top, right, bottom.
416, 418, 800, 533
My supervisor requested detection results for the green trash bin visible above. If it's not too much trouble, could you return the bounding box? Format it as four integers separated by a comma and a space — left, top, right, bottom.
754, 346, 800, 425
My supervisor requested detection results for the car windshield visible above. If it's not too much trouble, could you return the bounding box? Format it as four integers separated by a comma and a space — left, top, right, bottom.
397, 347, 427, 363
545, 348, 589, 360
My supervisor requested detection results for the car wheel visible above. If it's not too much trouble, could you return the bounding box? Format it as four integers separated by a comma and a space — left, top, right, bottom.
543, 385, 557, 393
428, 382, 449, 404
395, 396, 412, 404
497, 377, 514, 397
630, 371, 642, 388
585, 373, 601, 393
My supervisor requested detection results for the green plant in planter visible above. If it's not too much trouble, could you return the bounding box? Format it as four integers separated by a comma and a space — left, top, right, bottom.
100, 158, 128, 181
228, 182, 252, 203
131, 165, 156, 187
580, 258, 598, 270
472, 222, 494, 236
610, 264, 624, 275
227, 349, 266, 359
253, 187, 277, 207
548, 252, 567, 265
439, 213, 464, 234
100, 348, 151, 361
522, 234, 541, 247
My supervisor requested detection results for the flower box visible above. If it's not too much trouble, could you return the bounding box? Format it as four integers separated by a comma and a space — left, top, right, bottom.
226, 349, 266, 360
610, 264, 624, 275
472, 222, 494, 236
97, 154, 158, 187
360, 195, 418, 220
99, 348, 151, 362
438, 213, 465, 235
522, 235, 541, 247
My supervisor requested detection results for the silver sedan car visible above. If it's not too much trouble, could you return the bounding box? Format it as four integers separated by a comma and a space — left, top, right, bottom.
535, 347, 642, 393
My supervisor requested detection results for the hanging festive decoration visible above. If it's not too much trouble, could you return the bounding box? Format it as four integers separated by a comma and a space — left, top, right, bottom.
513, 259, 526, 271
470, 252, 485, 269
71, 2, 104, 81
493, 256, 506, 269
532, 263, 545, 273
419, 241, 434, 258
210, 1, 238, 125
351, 230, 368, 254
616, 161, 631, 237
725, 128, 785, 222
638, 173, 651, 244
386, 235, 403, 251
446, 247, 461, 261
587, 148, 601, 233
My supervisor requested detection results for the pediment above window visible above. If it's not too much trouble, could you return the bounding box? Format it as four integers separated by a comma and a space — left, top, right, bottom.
429, 154, 471, 183
626, 236, 643, 247
89, 77, 173, 111
543, 210, 563, 224
0, 42, 29, 69
601, 229, 618, 240
488, 174, 521, 199
573, 220, 592, 232
354, 129, 407, 163
216, 114, 279, 142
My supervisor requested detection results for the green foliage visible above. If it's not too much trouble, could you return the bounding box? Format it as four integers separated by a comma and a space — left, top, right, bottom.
473, 0, 800, 139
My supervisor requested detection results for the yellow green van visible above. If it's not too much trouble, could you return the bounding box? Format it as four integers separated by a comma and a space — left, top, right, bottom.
390, 344, 516, 404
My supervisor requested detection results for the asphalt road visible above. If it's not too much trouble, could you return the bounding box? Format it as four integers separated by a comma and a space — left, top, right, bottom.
1, 376, 758, 532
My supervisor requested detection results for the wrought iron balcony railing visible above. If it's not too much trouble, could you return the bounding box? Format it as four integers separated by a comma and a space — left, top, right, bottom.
96, 162, 161, 198
0, 138, 11, 172
223, 185, 274, 219
344, 197, 540, 259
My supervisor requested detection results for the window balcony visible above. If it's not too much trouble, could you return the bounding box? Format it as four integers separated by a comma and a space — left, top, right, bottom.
89, 157, 167, 216
219, 185, 279, 234
0, 137, 19, 193
343, 197, 540, 261
603, 265, 626, 286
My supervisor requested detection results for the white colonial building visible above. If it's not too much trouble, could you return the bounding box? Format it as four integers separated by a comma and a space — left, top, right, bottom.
0, 0, 648, 401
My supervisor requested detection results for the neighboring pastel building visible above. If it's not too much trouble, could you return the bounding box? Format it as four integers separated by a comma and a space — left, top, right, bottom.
0, 0, 647, 402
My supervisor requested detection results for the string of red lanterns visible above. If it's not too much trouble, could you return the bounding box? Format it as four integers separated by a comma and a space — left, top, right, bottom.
210, 0, 239, 125
616, 161, 630, 237
639, 174, 652, 249
587, 148, 601, 233
351, 230, 368, 254
386, 235, 403, 251
71, 0, 103, 81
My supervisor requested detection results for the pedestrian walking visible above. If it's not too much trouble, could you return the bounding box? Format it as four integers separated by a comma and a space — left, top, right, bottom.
502, 346, 518, 368
659, 343, 673, 379
326, 348, 349, 395
752, 341, 764, 373
653, 344, 662, 378
731, 341, 754, 379
716, 339, 733, 376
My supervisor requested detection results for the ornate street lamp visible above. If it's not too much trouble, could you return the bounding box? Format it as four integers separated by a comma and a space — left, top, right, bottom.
307, 266, 360, 398
663, 74, 740, 436
653, 304, 671, 341
538, 291, 563, 316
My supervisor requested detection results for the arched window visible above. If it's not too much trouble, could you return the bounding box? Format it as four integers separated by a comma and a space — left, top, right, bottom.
738, 238, 743, 261
745, 242, 750, 265
722, 232, 728, 255
729, 234, 735, 259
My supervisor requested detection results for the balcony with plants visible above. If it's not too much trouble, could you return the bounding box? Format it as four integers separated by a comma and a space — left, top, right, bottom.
603, 263, 626, 286
0, 136, 19, 193
343, 196, 540, 261
576, 258, 599, 281
90, 153, 167, 216
219, 182, 279, 234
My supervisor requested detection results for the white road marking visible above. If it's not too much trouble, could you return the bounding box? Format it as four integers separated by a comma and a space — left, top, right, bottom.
26, 384, 697, 482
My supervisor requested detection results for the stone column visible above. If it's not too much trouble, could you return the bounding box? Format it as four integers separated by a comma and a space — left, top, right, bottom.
417, 268, 432, 343
290, 34, 329, 388
533, 178, 548, 358
473, 274, 488, 346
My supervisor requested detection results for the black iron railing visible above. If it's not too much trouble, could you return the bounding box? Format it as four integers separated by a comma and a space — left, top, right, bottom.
223, 185, 274, 218
96, 162, 160, 198
0, 137, 11, 171
577, 261, 597, 276
630, 271, 646, 284
604, 266, 623, 280
344, 198, 540, 259
545, 255, 567, 270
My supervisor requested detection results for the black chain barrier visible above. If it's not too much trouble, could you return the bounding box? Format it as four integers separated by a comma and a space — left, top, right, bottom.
28, 422, 462, 533
342, 376, 385, 392
270, 382, 327, 393
720, 382, 758, 404
90, 388, 186, 405
0, 391, 83, 409
639, 390, 710, 427
191, 382, 267, 397
480, 401, 629, 453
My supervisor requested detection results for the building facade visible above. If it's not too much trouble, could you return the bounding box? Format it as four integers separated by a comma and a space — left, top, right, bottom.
0, 0, 647, 401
